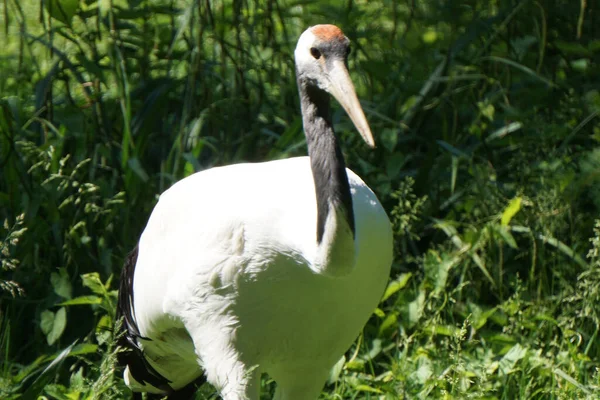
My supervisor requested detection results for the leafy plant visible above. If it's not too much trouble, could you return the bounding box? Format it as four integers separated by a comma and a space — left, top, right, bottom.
0, 214, 26, 297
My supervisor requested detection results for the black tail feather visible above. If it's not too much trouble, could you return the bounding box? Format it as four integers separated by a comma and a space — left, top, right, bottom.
116, 245, 174, 393
116, 245, 207, 398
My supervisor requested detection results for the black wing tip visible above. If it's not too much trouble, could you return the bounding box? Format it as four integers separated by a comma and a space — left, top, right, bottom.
115, 245, 174, 391
115, 246, 208, 398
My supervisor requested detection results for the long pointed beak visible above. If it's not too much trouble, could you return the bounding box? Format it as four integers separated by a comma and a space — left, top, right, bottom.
326, 60, 375, 148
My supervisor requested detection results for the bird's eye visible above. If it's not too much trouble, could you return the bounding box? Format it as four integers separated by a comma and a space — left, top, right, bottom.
310, 47, 321, 60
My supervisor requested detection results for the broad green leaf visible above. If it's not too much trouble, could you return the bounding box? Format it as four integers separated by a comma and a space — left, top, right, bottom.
571, 59, 590, 72
58, 295, 102, 306
414, 356, 433, 384
378, 313, 398, 335
499, 343, 527, 375
472, 306, 498, 330
51, 268, 72, 300
432, 255, 453, 293
373, 307, 385, 318
40, 310, 55, 335
96, 314, 112, 331
478, 101, 495, 121
424, 324, 457, 337
501, 197, 522, 226
70, 343, 98, 356
47, 307, 67, 345
400, 95, 418, 114
69, 367, 85, 390
44, 0, 80, 26
414, 363, 433, 385
327, 355, 345, 384
407, 289, 425, 327
354, 385, 383, 394
365, 338, 382, 360
81, 272, 105, 295
96, 328, 111, 345
492, 224, 519, 249
345, 359, 365, 371
43, 383, 74, 400
39, 308, 67, 345
381, 272, 412, 301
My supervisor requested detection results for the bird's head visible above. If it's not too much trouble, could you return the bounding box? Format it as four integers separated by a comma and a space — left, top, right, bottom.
295, 25, 375, 148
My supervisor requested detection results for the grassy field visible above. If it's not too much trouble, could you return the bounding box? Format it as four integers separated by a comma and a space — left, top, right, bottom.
1, 0, 600, 398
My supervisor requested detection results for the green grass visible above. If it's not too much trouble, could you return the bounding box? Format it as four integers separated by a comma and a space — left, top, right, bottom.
1, 0, 600, 398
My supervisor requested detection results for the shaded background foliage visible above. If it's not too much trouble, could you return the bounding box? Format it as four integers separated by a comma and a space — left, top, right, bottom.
1, 0, 600, 398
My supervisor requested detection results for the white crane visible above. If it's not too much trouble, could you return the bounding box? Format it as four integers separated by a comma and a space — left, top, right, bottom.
117, 24, 393, 400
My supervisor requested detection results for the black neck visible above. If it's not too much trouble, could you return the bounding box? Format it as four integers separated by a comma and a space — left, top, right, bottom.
298, 80, 355, 244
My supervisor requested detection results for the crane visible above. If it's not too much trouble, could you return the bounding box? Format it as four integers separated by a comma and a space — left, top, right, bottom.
117, 24, 393, 400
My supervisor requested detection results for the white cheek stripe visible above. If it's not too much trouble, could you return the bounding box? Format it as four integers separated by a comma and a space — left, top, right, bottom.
294, 30, 317, 65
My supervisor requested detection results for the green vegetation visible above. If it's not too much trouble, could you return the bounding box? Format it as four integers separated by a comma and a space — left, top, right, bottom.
1, 0, 600, 398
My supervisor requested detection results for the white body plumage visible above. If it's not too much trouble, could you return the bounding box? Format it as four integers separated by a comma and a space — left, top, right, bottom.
126, 157, 392, 399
